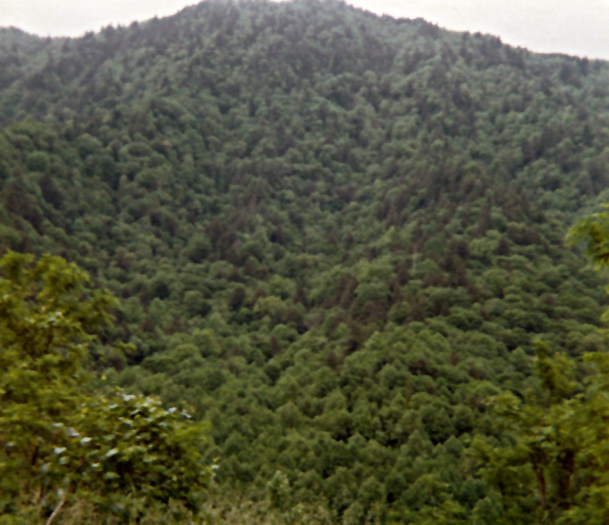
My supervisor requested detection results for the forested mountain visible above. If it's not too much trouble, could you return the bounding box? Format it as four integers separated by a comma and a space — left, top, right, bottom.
2, 0, 609, 521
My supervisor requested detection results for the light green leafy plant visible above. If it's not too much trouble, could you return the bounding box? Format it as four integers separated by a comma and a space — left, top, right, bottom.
0, 252, 209, 523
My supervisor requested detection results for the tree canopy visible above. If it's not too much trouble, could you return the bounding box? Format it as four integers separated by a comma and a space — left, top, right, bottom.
2, 0, 609, 521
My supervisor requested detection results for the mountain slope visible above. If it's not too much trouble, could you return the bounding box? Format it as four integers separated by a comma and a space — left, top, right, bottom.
2, 0, 609, 521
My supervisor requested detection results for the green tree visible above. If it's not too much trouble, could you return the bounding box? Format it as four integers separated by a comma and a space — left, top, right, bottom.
471, 213, 609, 523
474, 344, 609, 524
568, 205, 609, 271
0, 252, 209, 522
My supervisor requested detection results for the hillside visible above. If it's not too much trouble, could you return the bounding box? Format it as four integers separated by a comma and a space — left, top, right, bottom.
2, 0, 609, 521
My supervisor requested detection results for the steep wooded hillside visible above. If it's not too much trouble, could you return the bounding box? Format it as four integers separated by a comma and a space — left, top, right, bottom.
2, 0, 609, 521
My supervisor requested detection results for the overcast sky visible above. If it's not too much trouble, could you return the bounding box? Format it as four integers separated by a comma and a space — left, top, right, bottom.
1, 0, 608, 60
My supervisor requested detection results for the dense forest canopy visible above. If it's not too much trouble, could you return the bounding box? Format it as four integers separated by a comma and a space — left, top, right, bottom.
2, 0, 609, 522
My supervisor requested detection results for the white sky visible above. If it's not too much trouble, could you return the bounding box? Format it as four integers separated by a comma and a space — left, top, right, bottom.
1, 0, 608, 60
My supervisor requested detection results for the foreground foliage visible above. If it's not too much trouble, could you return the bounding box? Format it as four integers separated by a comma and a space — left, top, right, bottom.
475, 346, 609, 524
0, 252, 209, 522
468, 215, 609, 524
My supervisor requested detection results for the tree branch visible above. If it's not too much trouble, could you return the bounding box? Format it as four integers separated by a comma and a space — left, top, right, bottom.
45, 490, 66, 525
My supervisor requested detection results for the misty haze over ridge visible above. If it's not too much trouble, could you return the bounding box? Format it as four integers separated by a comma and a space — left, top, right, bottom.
1, 0, 609, 60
